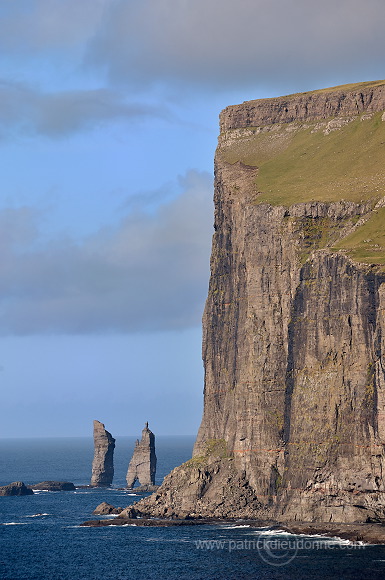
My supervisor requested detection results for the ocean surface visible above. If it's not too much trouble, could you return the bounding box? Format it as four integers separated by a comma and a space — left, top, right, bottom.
1, 437, 385, 580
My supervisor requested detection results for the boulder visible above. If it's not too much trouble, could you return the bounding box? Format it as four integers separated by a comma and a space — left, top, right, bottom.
93, 502, 123, 515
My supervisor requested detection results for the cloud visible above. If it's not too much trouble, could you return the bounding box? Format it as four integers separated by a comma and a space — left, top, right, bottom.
1, 1, 383, 107
0, 0, 109, 52
0, 80, 168, 138
0, 170, 213, 335
85, 0, 385, 93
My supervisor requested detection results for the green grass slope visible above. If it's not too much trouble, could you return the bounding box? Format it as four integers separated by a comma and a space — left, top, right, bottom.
220, 83, 385, 267
333, 207, 385, 266
221, 112, 385, 206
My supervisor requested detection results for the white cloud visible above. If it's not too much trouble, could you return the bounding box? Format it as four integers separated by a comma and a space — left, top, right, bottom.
0, 170, 213, 335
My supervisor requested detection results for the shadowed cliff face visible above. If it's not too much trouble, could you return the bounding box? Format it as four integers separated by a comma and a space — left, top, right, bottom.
135, 82, 385, 523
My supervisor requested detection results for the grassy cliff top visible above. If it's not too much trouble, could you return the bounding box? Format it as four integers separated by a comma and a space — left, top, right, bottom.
220, 112, 385, 206
219, 82, 385, 267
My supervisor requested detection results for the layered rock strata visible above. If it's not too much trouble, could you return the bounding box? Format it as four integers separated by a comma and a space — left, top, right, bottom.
132, 81, 385, 524
90, 420, 115, 487
220, 81, 385, 132
126, 423, 156, 488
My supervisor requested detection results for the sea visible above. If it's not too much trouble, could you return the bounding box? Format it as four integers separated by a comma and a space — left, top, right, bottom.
1, 437, 385, 580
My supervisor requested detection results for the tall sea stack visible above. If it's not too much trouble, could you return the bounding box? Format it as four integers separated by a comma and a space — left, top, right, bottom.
126, 422, 156, 488
90, 420, 115, 487
134, 80, 385, 523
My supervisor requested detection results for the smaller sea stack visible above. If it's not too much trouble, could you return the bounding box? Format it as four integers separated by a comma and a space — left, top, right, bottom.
90, 420, 115, 487
126, 422, 156, 488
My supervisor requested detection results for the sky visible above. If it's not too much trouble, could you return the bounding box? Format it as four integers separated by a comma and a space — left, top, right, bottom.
1, 0, 385, 438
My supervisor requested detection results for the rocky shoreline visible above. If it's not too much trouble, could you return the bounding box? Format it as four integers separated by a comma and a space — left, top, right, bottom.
280, 522, 385, 545
80, 515, 385, 544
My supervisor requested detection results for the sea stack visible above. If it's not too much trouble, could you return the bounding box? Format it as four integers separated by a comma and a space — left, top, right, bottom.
132, 80, 385, 523
90, 420, 115, 487
126, 422, 156, 488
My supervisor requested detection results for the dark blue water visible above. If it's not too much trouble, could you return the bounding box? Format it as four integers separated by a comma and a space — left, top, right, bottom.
1, 438, 385, 580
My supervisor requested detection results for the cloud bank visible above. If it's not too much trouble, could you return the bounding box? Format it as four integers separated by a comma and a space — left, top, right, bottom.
86, 0, 385, 92
1, 1, 384, 98
0, 0, 109, 52
0, 171, 213, 335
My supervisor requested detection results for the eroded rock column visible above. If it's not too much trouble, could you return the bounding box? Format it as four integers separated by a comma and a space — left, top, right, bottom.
126, 422, 156, 488
90, 420, 115, 487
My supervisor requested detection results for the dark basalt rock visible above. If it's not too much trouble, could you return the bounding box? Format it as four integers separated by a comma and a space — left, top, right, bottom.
0, 482, 34, 496
28, 481, 76, 491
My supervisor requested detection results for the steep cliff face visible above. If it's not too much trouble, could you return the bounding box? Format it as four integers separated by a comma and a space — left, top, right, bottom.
136, 81, 385, 523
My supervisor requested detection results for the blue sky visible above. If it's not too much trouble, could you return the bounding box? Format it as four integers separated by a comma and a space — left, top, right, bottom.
1, 0, 384, 438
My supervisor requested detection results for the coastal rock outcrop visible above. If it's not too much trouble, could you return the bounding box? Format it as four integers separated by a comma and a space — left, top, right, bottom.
133, 80, 385, 524
0, 482, 34, 496
90, 420, 115, 487
126, 423, 156, 488
29, 481, 76, 491
93, 502, 123, 515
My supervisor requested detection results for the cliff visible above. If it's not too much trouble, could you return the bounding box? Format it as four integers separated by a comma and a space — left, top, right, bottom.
135, 80, 385, 524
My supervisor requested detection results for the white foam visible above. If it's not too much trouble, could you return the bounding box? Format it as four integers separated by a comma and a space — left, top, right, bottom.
287, 532, 365, 546
254, 529, 291, 536
3, 522, 28, 526
107, 523, 137, 527
221, 525, 251, 529
25, 513, 50, 518
253, 529, 366, 546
